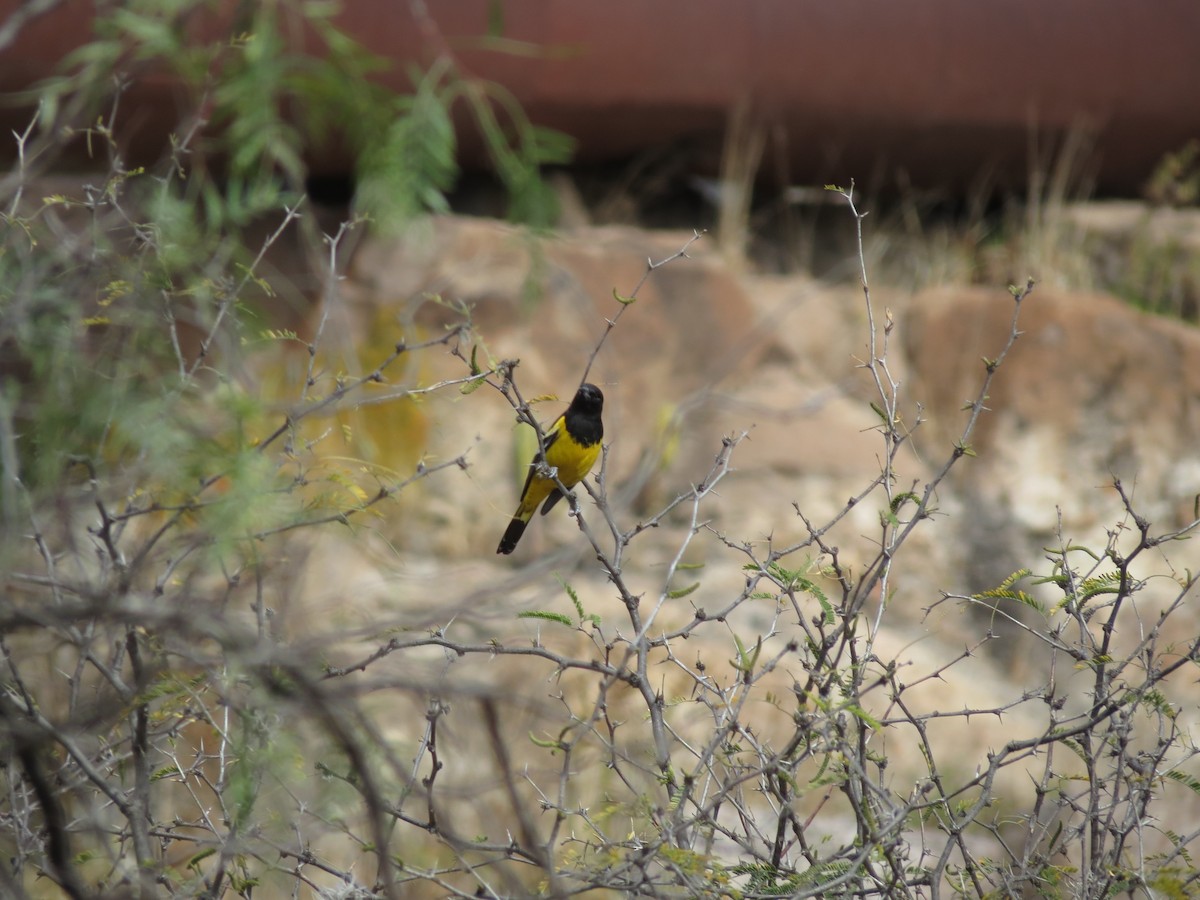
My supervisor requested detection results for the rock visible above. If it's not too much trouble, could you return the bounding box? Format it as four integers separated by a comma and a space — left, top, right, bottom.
904, 286, 1200, 536
347, 216, 764, 555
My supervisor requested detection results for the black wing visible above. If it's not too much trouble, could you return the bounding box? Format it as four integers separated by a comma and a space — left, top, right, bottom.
540, 487, 565, 516
516, 425, 561, 503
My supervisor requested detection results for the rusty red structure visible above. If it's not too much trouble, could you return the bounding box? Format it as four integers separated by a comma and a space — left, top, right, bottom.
2, 0, 1198, 195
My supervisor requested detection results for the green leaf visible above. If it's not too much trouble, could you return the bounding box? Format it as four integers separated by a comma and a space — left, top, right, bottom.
843, 703, 882, 730
1059, 736, 1088, 764
730, 634, 762, 678
517, 610, 573, 627
972, 568, 1047, 612
759, 560, 831, 611
529, 731, 564, 750
460, 374, 486, 395
188, 848, 218, 870
229, 874, 260, 892
358, 65, 458, 230
668, 581, 700, 599
486, 0, 505, 36
1165, 770, 1200, 795
555, 574, 586, 622
1140, 688, 1176, 719
972, 587, 1045, 613
998, 568, 1033, 589
796, 859, 855, 889
1076, 569, 1123, 602
815, 593, 836, 625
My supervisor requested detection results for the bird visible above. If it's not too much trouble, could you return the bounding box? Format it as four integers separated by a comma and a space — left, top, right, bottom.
497, 383, 604, 555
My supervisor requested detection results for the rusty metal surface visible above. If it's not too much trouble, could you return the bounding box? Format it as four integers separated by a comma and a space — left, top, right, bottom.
3, 0, 1198, 193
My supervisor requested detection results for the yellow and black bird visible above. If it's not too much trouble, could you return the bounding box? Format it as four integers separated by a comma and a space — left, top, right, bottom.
497, 383, 604, 555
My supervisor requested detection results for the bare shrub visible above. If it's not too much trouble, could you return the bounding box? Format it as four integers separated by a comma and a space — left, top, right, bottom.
2, 5, 1199, 899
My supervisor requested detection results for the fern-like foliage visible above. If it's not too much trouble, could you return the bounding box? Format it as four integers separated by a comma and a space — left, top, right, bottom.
972, 568, 1047, 613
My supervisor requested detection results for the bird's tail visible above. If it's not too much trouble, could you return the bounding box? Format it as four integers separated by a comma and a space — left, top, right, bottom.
496, 516, 529, 555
